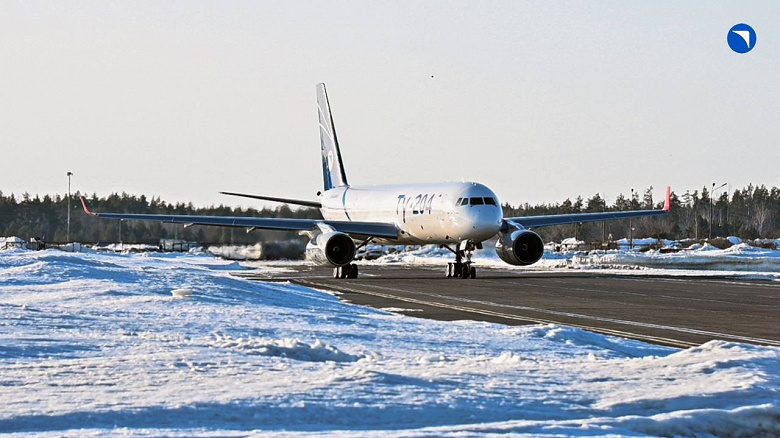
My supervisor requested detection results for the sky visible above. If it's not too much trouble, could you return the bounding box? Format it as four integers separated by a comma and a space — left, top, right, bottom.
1, 1, 778, 209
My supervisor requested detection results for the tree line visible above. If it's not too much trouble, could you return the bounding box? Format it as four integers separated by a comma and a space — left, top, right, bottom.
0, 184, 777, 245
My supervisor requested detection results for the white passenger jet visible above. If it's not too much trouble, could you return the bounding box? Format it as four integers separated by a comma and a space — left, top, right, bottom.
81, 83, 670, 279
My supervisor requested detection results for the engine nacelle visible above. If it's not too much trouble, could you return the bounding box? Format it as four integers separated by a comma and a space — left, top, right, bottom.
305, 232, 356, 267
495, 228, 544, 266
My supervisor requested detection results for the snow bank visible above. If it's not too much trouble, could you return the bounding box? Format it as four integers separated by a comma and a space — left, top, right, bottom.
561, 237, 585, 246
364, 240, 780, 278
207, 243, 263, 260
0, 250, 778, 437
581, 243, 780, 274
728, 236, 743, 245
0, 236, 26, 251
59, 242, 96, 253
210, 335, 364, 363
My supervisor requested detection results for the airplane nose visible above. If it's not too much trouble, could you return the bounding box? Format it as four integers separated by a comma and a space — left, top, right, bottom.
466, 206, 502, 240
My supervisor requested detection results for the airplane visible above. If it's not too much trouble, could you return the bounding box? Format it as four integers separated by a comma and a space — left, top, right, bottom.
81, 83, 670, 279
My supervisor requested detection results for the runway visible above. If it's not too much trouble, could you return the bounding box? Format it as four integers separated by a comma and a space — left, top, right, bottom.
236, 264, 780, 348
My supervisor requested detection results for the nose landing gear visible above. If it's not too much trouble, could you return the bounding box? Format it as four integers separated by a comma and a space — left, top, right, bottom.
444, 241, 478, 279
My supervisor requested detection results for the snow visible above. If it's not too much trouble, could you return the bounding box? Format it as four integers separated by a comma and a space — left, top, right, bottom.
569, 243, 780, 275
206, 244, 264, 260
363, 240, 780, 280
561, 237, 585, 246
171, 286, 193, 298
728, 236, 743, 245
1, 250, 779, 437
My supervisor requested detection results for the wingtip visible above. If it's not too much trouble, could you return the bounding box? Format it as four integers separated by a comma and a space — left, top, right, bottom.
663, 186, 672, 212
80, 196, 94, 215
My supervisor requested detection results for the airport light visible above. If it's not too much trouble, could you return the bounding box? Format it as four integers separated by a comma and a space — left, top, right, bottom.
710, 182, 727, 240
66, 172, 73, 243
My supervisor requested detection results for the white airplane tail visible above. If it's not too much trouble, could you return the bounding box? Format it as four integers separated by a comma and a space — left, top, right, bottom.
317, 83, 349, 191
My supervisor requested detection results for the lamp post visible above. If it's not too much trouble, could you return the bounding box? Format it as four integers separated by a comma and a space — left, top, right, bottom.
629, 188, 634, 250
710, 182, 727, 240
66, 172, 73, 243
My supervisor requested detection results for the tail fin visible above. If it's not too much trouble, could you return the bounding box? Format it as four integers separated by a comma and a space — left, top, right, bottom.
317, 83, 349, 191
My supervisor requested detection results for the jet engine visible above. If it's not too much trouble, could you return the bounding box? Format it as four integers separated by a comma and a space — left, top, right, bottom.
305, 231, 356, 267
495, 228, 544, 266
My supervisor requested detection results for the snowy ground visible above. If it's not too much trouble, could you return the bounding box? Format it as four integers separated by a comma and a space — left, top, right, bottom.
1, 250, 779, 437
368, 241, 780, 280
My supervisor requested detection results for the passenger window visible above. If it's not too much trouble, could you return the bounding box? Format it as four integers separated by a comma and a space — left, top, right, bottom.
484, 197, 497, 206
470, 197, 484, 205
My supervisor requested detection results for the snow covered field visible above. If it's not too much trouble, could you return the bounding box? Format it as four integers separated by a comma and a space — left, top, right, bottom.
1, 250, 779, 437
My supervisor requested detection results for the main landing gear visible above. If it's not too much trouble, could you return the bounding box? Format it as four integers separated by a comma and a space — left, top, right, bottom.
444, 241, 479, 279
334, 263, 359, 279
331, 237, 373, 279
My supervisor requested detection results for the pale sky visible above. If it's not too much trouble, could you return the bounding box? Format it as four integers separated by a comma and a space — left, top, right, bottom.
1, 1, 778, 209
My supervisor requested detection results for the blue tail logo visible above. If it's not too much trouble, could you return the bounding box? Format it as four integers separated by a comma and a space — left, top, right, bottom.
317, 83, 349, 191
727, 23, 756, 54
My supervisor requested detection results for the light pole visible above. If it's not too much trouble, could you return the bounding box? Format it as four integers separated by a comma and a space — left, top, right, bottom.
629, 188, 634, 250
710, 182, 727, 240
67, 172, 73, 243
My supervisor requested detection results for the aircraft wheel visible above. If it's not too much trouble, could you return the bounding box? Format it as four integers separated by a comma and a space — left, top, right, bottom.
446, 263, 452, 277
349, 263, 359, 278
461, 264, 470, 279
333, 267, 341, 278
470, 266, 477, 279
340, 264, 350, 279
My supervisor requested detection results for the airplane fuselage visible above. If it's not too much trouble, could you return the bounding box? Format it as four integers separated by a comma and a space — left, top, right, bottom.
319, 181, 503, 245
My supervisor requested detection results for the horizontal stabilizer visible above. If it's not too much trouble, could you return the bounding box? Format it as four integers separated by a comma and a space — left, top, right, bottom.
220, 191, 322, 208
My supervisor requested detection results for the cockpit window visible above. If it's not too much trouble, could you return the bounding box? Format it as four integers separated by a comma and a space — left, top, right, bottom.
455, 197, 465, 206
469, 197, 484, 205
484, 197, 497, 205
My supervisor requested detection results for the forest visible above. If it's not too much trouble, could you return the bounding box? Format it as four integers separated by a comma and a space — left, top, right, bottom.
0, 184, 777, 245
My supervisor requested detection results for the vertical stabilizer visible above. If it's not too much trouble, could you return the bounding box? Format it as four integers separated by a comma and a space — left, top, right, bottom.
317, 83, 349, 191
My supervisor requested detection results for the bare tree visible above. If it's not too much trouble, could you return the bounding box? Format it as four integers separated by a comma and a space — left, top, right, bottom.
753, 204, 773, 237
677, 207, 696, 237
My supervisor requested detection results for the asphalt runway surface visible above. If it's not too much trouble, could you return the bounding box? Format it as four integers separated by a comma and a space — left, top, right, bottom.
236, 264, 780, 348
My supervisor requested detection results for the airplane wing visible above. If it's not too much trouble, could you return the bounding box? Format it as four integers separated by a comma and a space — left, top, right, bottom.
506, 187, 671, 229
79, 197, 398, 239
